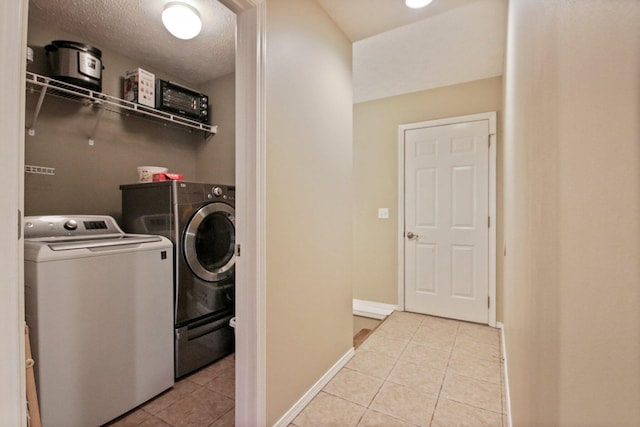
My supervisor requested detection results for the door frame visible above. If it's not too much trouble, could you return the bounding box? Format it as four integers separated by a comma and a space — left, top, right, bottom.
0, 0, 267, 424
0, 0, 28, 424
218, 0, 266, 425
397, 112, 497, 327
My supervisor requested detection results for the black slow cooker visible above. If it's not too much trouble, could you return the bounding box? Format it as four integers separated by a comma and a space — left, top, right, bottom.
45, 40, 103, 92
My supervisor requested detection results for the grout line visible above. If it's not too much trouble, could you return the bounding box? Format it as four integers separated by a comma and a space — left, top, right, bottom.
206, 407, 234, 427
360, 313, 415, 409
343, 313, 396, 422
437, 396, 504, 415
352, 311, 429, 425
428, 321, 460, 427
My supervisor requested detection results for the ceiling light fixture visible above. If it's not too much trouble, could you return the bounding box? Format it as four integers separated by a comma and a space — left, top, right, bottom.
162, 2, 202, 40
405, 0, 433, 8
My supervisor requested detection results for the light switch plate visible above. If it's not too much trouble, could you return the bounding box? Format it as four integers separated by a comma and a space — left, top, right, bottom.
378, 208, 389, 219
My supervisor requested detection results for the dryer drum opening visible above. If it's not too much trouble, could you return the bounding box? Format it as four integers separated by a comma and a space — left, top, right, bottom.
183, 202, 235, 282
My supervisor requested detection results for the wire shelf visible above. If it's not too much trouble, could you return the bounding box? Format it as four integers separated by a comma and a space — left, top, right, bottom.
25, 165, 55, 176
25, 72, 217, 140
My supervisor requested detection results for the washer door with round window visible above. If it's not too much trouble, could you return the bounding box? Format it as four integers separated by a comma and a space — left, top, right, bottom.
183, 202, 235, 282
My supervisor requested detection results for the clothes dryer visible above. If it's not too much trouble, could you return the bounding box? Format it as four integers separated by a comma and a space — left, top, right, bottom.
120, 181, 235, 378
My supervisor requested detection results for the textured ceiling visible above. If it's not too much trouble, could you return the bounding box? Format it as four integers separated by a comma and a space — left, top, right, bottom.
28, 0, 236, 86
28, 0, 507, 102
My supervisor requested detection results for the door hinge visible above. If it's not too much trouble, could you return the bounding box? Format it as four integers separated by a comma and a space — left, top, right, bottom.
488, 216, 491, 228
18, 209, 22, 240
236, 244, 241, 257
488, 296, 491, 308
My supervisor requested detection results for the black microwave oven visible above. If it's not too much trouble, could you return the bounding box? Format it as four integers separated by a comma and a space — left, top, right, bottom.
155, 80, 209, 123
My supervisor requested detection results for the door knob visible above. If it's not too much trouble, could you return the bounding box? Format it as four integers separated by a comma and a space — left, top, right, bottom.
406, 231, 419, 240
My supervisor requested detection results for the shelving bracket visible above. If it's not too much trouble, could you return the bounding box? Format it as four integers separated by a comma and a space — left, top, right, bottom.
28, 82, 48, 136
88, 107, 105, 145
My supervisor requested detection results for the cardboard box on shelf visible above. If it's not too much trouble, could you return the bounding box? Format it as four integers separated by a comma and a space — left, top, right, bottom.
124, 68, 155, 108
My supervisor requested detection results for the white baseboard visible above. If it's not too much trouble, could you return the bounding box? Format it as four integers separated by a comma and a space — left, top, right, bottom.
353, 299, 398, 320
272, 347, 355, 427
497, 322, 512, 427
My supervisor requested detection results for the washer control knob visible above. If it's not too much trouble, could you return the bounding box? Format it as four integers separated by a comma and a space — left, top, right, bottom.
64, 219, 78, 231
212, 187, 223, 197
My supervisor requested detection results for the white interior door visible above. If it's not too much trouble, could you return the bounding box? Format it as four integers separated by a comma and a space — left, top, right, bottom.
402, 116, 492, 324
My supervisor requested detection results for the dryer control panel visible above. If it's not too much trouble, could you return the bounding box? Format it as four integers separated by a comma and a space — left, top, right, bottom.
209, 185, 235, 202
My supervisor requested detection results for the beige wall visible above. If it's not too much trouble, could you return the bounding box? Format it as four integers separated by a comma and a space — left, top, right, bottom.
265, 0, 353, 423
353, 77, 503, 320
196, 72, 235, 185
503, 1, 640, 425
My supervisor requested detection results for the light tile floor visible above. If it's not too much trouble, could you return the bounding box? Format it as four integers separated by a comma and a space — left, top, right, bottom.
107, 311, 506, 427
292, 311, 507, 427
106, 354, 235, 427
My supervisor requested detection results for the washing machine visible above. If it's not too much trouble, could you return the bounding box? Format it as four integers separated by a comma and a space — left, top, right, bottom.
24, 215, 174, 427
120, 181, 235, 378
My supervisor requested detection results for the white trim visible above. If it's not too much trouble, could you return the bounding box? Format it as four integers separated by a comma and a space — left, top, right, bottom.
224, 0, 266, 425
497, 322, 512, 427
272, 348, 355, 427
218, 0, 258, 14
397, 112, 497, 326
0, 0, 28, 425
353, 299, 398, 320
488, 114, 497, 327
397, 125, 406, 312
